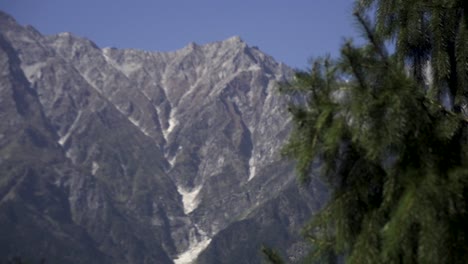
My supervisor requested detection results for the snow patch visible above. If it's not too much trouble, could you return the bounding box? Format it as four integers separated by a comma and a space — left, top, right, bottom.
120, 63, 141, 75
58, 110, 82, 146
21, 62, 47, 81
174, 226, 211, 264
92, 161, 99, 175
248, 64, 261, 71
168, 155, 177, 167
247, 154, 257, 181
163, 111, 178, 139
141, 128, 151, 137
174, 238, 211, 264
177, 185, 202, 214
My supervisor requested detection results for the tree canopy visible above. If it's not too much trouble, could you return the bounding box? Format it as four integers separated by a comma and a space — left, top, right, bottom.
281, 0, 468, 263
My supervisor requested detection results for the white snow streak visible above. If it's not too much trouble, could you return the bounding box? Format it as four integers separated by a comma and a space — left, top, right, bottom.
141, 90, 153, 102
128, 116, 151, 137
168, 155, 177, 167
163, 112, 178, 139
174, 238, 211, 264
177, 185, 202, 214
248, 64, 261, 71
112, 103, 151, 137
58, 110, 82, 146
128, 116, 139, 127
174, 226, 211, 264
102, 48, 114, 64
92, 161, 99, 175
141, 128, 151, 137
247, 155, 257, 181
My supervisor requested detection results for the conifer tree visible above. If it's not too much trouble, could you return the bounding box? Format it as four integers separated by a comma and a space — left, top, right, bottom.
281, 0, 468, 263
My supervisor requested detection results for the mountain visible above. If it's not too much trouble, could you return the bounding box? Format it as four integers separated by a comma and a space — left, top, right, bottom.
0, 11, 327, 263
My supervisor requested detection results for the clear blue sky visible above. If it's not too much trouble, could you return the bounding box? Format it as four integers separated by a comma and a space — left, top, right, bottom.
0, 0, 360, 69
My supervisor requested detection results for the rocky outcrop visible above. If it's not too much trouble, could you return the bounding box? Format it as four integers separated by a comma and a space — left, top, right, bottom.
0, 11, 326, 263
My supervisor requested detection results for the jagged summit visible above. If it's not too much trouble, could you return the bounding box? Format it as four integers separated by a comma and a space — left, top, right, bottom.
184, 41, 198, 50
204, 35, 247, 50
0, 10, 28, 34
0, 9, 252, 58
57, 31, 72, 37
221, 35, 244, 45
176, 36, 246, 52
0, 10, 15, 23
100, 35, 248, 56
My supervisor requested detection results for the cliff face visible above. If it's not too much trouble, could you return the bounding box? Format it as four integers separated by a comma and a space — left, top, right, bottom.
0, 11, 326, 263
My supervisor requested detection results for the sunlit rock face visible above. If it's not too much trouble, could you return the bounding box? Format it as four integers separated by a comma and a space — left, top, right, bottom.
0, 11, 327, 264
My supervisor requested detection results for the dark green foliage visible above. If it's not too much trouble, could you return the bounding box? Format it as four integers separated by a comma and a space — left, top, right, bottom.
262, 246, 285, 264
282, 0, 468, 263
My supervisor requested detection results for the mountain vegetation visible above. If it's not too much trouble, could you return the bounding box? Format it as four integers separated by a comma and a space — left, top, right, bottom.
281, 0, 468, 263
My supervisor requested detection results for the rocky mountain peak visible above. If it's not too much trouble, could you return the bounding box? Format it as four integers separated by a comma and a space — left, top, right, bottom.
224, 35, 244, 44
0, 12, 326, 264
0, 10, 15, 25
184, 41, 199, 51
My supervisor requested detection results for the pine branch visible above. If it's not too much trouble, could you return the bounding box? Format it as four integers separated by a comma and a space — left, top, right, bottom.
353, 11, 388, 62
342, 42, 380, 100
422, 97, 468, 123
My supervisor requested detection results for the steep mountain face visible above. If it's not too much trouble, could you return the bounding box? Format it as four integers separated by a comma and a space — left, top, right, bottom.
0, 11, 327, 264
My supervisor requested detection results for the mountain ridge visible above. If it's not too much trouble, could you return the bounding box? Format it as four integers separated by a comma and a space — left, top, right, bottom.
0, 10, 326, 263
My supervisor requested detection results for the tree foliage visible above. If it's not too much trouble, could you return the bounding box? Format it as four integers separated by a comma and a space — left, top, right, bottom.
261, 246, 285, 264
282, 0, 468, 263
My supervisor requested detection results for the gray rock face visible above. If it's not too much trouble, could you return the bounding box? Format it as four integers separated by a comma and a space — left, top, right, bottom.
0, 11, 326, 264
